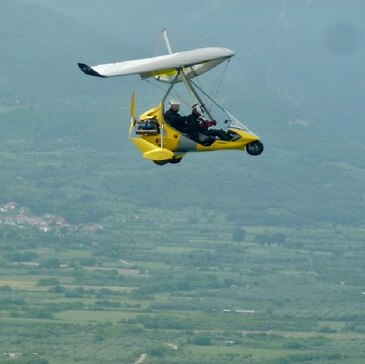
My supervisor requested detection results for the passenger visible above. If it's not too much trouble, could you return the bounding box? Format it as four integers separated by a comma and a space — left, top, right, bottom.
192, 105, 233, 142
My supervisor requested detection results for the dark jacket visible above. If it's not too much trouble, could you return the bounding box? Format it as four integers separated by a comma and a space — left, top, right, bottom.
165, 109, 201, 132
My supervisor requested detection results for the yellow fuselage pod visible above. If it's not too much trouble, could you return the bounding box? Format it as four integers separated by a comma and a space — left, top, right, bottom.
135, 103, 260, 155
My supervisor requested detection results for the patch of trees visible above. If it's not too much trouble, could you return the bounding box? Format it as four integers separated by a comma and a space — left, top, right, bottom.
37, 278, 60, 286
232, 228, 246, 243
126, 314, 193, 330
254, 232, 287, 246
71, 268, 123, 286
129, 272, 224, 298
190, 335, 212, 346
4, 251, 38, 262
39, 258, 60, 269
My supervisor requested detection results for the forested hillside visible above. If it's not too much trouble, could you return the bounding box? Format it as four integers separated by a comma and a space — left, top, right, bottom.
1, 0, 364, 228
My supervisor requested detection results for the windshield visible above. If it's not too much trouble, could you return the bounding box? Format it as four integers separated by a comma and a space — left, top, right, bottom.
223, 109, 250, 131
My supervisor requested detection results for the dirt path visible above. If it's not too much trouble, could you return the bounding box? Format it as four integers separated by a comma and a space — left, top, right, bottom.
134, 353, 147, 364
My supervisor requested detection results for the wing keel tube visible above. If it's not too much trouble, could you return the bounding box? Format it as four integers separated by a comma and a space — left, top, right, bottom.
77, 63, 106, 78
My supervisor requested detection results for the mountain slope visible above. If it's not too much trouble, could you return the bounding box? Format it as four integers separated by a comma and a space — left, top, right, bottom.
0, 0, 364, 227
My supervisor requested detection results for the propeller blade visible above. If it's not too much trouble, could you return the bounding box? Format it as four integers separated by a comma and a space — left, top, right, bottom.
129, 91, 136, 139
130, 91, 136, 120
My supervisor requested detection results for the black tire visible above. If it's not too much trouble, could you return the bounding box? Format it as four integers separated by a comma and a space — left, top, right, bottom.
169, 157, 183, 164
169, 158, 182, 164
153, 160, 169, 166
246, 140, 264, 156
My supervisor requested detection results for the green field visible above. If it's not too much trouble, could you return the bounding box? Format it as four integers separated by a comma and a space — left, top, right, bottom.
0, 221, 364, 363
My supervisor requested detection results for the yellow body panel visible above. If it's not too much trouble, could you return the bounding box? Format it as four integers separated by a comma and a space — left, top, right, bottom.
137, 103, 182, 152
130, 138, 174, 161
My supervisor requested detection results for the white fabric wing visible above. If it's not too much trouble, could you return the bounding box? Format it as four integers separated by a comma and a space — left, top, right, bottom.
78, 47, 234, 83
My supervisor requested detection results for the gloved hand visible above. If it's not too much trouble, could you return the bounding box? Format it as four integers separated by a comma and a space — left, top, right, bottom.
205, 120, 217, 127
199, 120, 208, 128
199, 120, 217, 128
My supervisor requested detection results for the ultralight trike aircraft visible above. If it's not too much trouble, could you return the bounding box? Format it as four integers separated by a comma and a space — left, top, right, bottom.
78, 30, 263, 165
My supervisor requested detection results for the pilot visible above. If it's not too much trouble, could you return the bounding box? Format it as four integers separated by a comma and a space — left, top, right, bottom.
164, 99, 187, 131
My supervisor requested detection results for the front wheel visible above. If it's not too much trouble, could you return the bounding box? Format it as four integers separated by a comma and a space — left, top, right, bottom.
246, 141, 264, 156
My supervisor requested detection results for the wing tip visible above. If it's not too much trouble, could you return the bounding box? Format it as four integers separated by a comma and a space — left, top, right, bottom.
77, 63, 106, 78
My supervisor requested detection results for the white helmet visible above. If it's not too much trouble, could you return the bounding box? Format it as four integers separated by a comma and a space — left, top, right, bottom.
169, 99, 180, 106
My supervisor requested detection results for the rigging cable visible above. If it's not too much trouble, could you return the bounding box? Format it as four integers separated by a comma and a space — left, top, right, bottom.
153, 30, 164, 57
187, 59, 230, 113
189, 77, 228, 114
208, 59, 230, 112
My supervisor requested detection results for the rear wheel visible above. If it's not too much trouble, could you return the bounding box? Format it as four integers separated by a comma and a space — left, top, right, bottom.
153, 160, 169, 166
246, 141, 264, 156
169, 157, 183, 164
